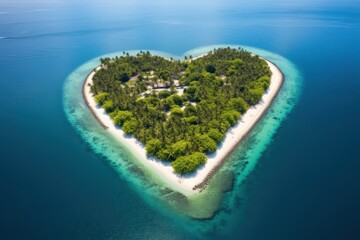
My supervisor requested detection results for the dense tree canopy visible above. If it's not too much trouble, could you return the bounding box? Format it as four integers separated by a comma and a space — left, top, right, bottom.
91, 47, 272, 174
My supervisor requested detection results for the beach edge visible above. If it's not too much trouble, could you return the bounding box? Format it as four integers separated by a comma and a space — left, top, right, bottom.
82, 54, 284, 196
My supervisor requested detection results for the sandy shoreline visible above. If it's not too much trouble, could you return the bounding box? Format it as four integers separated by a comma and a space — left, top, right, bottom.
83, 58, 284, 196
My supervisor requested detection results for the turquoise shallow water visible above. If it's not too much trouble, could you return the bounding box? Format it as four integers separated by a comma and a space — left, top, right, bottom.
63, 45, 302, 228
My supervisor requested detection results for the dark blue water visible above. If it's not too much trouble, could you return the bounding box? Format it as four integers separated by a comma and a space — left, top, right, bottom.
1, 1, 359, 239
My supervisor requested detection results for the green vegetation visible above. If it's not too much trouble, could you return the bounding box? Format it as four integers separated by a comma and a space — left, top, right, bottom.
172, 152, 207, 175
91, 47, 272, 174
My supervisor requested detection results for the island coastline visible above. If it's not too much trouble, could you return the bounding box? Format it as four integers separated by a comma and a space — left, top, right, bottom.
83, 55, 284, 196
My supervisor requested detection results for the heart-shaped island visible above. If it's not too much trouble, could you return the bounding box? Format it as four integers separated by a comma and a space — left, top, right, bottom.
83, 47, 283, 195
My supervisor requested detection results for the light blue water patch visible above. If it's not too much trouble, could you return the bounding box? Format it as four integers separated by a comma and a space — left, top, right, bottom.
63, 45, 302, 232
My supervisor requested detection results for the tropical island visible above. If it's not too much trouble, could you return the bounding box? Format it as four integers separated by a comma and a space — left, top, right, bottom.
83, 47, 283, 194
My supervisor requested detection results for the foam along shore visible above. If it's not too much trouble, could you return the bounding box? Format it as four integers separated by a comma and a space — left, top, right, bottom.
83, 59, 284, 196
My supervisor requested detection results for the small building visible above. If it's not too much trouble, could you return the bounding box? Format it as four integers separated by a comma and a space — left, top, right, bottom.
171, 74, 179, 80
129, 74, 139, 82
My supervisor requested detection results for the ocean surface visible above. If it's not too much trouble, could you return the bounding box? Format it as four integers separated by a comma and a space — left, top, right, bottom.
1, 1, 359, 239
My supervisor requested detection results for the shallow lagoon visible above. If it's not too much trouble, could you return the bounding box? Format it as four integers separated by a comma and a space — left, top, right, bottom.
63, 45, 302, 222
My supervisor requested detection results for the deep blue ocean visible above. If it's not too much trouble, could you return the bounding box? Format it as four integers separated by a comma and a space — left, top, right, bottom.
0, 1, 359, 239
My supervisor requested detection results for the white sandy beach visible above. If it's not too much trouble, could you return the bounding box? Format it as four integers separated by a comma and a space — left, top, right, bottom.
83, 59, 283, 196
